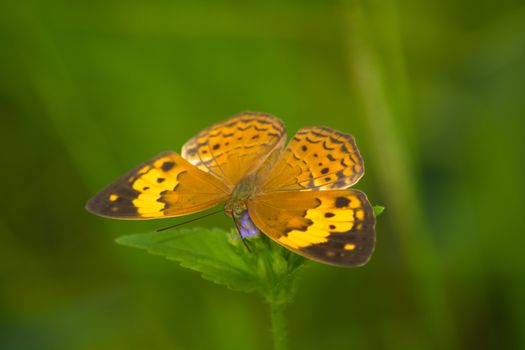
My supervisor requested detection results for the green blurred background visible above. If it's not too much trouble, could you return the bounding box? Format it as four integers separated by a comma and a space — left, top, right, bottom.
1, 0, 524, 349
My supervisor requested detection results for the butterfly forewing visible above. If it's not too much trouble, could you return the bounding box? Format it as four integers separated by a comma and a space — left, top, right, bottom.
258, 127, 364, 192
182, 112, 286, 187
86, 152, 230, 219
248, 189, 375, 267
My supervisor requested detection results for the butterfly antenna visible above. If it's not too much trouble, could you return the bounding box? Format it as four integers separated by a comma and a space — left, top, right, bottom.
156, 209, 224, 232
233, 215, 252, 253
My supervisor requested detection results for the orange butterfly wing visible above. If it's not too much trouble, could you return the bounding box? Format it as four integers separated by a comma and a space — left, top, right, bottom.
249, 127, 375, 267
248, 189, 375, 266
258, 126, 364, 192
86, 152, 230, 219
182, 112, 286, 187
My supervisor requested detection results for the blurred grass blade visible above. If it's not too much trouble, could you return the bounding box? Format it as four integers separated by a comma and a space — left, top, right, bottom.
341, 0, 458, 348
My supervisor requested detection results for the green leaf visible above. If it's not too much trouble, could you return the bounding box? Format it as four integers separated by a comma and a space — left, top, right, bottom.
373, 205, 385, 217
116, 227, 306, 303
116, 227, 260, 293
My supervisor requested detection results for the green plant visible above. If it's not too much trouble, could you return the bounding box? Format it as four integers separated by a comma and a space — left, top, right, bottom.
116, 205, 384, 350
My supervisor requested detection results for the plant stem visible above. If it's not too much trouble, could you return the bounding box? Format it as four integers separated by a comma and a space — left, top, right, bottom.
269, 301, 287, 350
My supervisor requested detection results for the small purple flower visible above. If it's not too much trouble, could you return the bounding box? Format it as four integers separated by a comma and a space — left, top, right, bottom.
239, 211, 260, 238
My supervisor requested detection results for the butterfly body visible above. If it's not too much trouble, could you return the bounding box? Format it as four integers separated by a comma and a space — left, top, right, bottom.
87, 112, 376, 267
225, 173, 258, 218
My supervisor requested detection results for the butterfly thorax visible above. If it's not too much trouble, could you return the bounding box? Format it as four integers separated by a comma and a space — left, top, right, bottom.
224, 173, 259, 218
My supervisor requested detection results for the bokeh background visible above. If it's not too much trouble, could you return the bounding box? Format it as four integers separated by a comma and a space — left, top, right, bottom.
1, 0, 524, 349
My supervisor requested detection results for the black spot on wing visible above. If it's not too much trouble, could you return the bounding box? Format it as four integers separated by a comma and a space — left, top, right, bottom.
322, 140, 335, 150
335, 196, 350, 208
306, 136, 321, 144
284, 218, 314, 236
161, 161, 175, 171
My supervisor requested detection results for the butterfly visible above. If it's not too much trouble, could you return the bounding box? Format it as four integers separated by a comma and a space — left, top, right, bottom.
86, 112, 376, 267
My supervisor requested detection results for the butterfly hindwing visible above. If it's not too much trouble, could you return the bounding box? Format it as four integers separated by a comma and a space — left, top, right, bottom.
86, 152, 230, 219
259, 127, 364, 192
181, 112, 287, 187
248, 189, 375, 266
